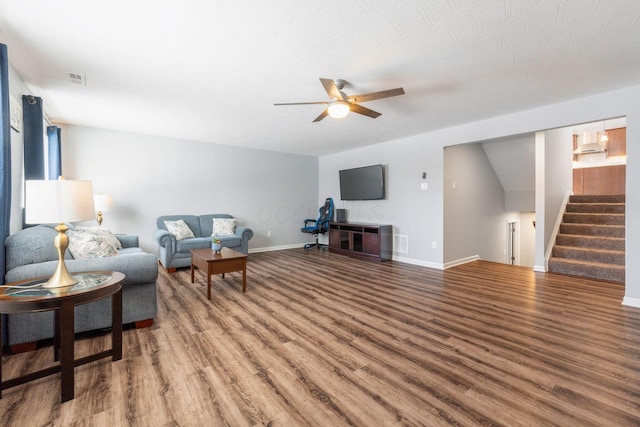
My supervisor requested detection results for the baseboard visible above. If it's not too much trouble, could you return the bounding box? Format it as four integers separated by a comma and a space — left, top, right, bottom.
443, 255, 480, 270
392, 255, 443, 270
533, 264, 547, 272
622, 296, 640, 308
249, 243, 307, 253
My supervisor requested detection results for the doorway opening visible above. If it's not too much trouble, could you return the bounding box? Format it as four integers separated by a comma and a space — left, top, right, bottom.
506, 220, 520, 266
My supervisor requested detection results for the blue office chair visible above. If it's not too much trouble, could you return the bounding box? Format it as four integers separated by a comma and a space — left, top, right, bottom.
301, 197, 334, 250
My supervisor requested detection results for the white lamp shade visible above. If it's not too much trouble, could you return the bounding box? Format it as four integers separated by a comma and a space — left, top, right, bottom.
26, 180, 96, 224
327, 101, 350, 119
94, 194, 113, 212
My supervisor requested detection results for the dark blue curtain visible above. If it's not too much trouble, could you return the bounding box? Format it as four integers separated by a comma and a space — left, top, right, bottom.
47, 125, 62, 179
1, 43, 11, 348
22, 95, 44, 180
0, 44, 11, 285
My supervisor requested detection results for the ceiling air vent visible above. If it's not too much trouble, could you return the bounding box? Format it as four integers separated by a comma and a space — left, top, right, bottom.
67, 72, 86, 85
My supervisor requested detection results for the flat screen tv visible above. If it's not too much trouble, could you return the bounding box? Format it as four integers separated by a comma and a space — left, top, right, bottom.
339, 164, 385, 200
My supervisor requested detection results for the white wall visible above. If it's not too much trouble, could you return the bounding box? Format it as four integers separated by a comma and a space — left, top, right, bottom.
443, 142, 515, 265
519, 212, 536, 268
60, 125, 319, 254
506, 191, 535, 212
320, 84, 640, 304
480, 133, 536, 212
543, 126, 574, 254
319, 135, 445, 268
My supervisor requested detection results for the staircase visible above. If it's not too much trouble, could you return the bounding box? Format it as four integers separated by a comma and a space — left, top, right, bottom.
548, 194, 625, 283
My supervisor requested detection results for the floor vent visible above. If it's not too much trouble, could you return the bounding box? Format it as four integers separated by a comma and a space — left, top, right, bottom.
393, 234, 408, 253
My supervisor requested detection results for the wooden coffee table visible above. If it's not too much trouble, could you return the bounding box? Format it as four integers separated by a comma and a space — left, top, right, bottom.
190, 247, 248, 300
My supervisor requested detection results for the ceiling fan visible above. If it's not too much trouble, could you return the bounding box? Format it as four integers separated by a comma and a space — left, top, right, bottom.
274, 78, 405, 122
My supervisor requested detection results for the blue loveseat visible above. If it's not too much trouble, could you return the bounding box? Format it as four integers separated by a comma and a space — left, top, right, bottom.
3, 224, 158, 348
153, 214, 253, 272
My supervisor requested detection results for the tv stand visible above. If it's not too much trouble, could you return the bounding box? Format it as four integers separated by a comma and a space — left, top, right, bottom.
328, 222, 392, 262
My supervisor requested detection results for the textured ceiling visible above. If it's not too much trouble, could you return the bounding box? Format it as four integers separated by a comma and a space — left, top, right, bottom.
1, 0, 639, 156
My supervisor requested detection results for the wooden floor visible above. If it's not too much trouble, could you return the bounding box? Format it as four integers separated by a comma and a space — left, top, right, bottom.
2, 248, 640, 426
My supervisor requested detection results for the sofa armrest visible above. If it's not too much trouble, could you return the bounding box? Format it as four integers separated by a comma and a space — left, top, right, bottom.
235, 226, 253, 242
116, 234, 139, 248
153, 229, 175, 249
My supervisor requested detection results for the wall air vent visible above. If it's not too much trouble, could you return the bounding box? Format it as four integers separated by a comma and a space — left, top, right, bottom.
393, 234, 409, 254
67, 72, 86, 85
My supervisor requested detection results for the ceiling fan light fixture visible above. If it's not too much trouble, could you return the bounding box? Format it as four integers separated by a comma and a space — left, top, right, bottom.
274, 78, 404, 122
327, 100, 350, 119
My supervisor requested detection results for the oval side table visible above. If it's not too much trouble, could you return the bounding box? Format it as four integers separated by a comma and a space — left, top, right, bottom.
0, 271, 125, 402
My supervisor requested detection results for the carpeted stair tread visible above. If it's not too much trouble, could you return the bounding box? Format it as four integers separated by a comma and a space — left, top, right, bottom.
565, 203, 625, 214
562, 212, 625, 225
559, 223, 625, 238
555, 234, 625, 251
569, 194, 625, 203
548, 257, 625, 283
552, 245, 625, 265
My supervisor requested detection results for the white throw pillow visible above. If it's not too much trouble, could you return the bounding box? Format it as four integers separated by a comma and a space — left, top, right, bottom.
67, 231, 120, 258
75, 226, 122, 250
164, 219, 195, 240
212, 218, 237, 237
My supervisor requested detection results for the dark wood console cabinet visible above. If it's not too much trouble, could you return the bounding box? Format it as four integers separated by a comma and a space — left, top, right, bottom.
328, 222, 392, 262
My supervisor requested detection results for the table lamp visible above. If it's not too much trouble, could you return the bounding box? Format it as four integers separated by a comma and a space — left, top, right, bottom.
93, 194, 113, 226
25, 179, 95, 289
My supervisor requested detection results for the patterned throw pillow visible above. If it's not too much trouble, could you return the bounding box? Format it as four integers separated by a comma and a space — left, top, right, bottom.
212, 218, 237, 237
67, 231, 120, 258
164, 219, 195, 240
75, 226, 122, 250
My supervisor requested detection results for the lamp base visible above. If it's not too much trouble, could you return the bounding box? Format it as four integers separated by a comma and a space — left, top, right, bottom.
42, 270, 79, 290
43, 223, 79, 290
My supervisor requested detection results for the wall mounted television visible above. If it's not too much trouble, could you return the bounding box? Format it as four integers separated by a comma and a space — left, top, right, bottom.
339, 164, 385, 200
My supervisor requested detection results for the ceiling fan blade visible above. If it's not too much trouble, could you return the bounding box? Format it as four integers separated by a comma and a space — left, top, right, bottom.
320, 78, 347, 101
274, 101, 328, 106
347, 87, 405, 103
312, 109, 329, 122
350, 103, 381, 119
